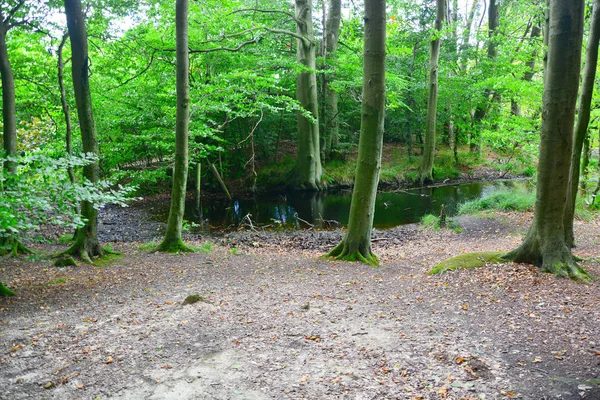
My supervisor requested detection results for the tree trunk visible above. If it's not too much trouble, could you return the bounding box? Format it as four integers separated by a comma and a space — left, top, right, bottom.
326, 0, 386, 266
503, 0, 590, 281
0, 27, 17, 174
419, 0, 445, 183
471, 0, 499, 157
564, 0, 600, 248
323, 0, 341, 158
294, 0, 323, 191
58, 32, 75, 184
63, 0, 104, 262
158, 0, 192, 252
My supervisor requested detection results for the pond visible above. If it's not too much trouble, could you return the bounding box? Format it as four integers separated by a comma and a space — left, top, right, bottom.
184, 180, 531, 231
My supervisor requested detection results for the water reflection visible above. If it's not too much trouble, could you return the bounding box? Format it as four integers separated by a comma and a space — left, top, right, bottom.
186, 180, 530, 231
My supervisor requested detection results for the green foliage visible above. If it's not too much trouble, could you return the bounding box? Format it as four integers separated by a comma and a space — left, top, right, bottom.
421, 214, 462, 232
229, 246, 240, 255
429, 252, 505, 274
199, 242, 214, 254
138, 241, 159, 251
459, 188, 535, 214
0, 153, 137, 254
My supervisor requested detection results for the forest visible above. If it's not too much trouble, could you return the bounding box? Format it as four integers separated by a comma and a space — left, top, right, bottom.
1, 0, 600, 398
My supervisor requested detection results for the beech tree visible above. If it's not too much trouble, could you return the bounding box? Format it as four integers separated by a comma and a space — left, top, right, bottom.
419, 0, 445, 183
326, 0, 386, 266
157, 0, 192, 252
564, 0, 600, 248
321, 0, 341, 158
63, 0, 104, 262
294, 0, 323, 190
503, 0, 590, 281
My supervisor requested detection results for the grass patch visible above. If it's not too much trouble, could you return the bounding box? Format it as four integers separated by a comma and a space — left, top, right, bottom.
93, 253, 123, 267
459, 188, 535, 214
229, 246, 240, 255
138, 241, 159, 251
46, 277, 71, 286
429, 251, 505, 274
199, 242, 214, 254
421, 214, 462, 232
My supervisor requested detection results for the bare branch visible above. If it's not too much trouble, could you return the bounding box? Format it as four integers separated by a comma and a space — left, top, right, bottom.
3, 0, 25, 26
106, 51, 157, 91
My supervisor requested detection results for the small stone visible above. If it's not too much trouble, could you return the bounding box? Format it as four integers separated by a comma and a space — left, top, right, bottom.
300, 302, 310, 311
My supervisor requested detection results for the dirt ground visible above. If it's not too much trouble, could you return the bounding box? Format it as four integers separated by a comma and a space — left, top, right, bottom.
1, 205, 600, 400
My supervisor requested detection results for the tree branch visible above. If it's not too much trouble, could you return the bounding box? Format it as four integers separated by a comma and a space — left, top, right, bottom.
231, 8, 300, 24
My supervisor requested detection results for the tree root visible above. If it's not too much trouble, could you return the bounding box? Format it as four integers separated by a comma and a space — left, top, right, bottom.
0, 239, 34, 257
0, 282, 15, 296
542, 260, 593, 283
325, 242, 379, 267
155, 238, 195, 253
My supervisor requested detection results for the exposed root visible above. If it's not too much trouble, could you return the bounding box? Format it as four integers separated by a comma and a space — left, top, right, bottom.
542, 260, 593, 283
156, 238, 195, 254
325, 242, 379, 267
0, 282, 15, 296
1, 239, 34, 257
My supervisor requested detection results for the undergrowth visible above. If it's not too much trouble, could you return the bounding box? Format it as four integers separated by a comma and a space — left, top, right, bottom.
459, 188, 535, 214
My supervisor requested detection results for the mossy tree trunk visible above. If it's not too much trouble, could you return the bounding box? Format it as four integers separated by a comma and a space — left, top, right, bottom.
64, 0, 104, 263
564, 0, 600, 248
419, 0, 445, 184
0, 24, 17, 174
322, 0, 341, 159
294, 0, 323, 191
326, 0, 386, 266
503, 0, 591, 281
157, 0, 192, 253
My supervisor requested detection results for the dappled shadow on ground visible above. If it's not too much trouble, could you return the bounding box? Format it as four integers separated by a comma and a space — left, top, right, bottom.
1, 212, 599, 399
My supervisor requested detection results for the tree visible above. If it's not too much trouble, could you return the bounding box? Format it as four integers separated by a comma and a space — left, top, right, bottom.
326, 0, 386, 266
419, 0, 445, 183
564, 0, 600, 248
294, 0, 323, 190
63, 0, 104, 262
157, 0, 192, 252
321, 0, 341, 158
503, 0, 591, 281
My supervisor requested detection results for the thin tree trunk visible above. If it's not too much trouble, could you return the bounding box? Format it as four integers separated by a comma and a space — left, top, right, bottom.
0, 27, 17, 174
63, 0, 104, 262
511, 24, 542, 116
57, 32, 75, 184
504, 0, 590, 281
294, 0, 323, 191
326, 0, 386, 266
158, 0, 191, 252
564, 0, 600, 248
419, 0, 445, 183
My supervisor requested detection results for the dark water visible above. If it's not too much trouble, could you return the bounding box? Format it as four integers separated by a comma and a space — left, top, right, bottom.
185, 180, 530, 231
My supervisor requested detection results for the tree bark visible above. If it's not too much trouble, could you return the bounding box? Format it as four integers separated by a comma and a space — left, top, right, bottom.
57, 32, 75, 184
503, 0, 590, 281
158, 0, 192, 252
326, 0, 386, 266
564, 0, 600, 248
63, 0, 104, 262
0, 26, 17, 174
294, 0, 323, 190
419, 0, 445, 183
322, 0, 341, 158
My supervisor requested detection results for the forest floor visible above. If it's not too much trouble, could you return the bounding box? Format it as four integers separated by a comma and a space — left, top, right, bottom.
1, 201, 600, 400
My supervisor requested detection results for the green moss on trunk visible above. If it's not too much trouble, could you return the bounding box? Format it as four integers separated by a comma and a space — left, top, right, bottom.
0, 282, 15, 296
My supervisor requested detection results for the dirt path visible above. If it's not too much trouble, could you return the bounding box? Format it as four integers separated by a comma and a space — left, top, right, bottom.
1, 212, 600, 400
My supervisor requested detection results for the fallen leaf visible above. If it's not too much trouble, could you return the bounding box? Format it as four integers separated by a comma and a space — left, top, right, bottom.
456, 357, 465, 364
461, 304, 469, 311
75, 384, 84, 389
299, 375, 308, 382
105, 356, 113, 364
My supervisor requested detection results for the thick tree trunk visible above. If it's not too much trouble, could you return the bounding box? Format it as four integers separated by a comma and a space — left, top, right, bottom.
58, 33, 76, 184
322, 0, 341, 158
158, 0, 192, 252
419, 0, 445, 183
0, 27, 17, 174
564, 0, 600, 248
294, 0, 323, 191
64, 0, 104, 262
326, 0, 386, 266
504, 0, 590, 281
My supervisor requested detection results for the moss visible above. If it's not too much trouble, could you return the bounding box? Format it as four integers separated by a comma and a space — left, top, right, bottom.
54, 255, 77, 268
46, 278, 70, 286
92, 253, 123, 268
324, 243, 380, 267
182, 293, 212, 305
138, 241, 160, 251
430, 251, 505, 275
156, 238, 195, 253
57, 234, 75, 244
0, 282, 15, 296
